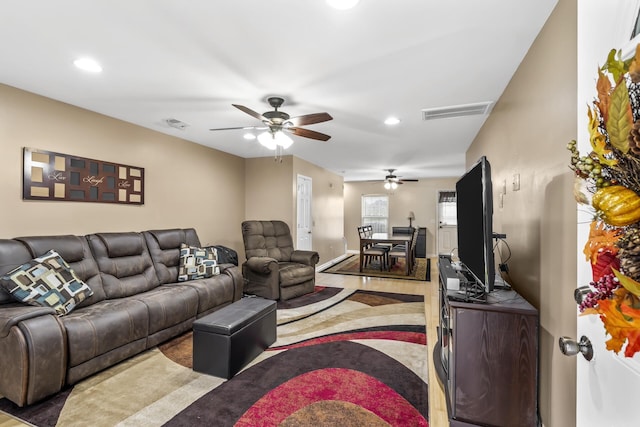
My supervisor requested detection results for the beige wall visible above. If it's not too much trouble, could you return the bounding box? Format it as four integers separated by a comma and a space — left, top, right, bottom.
466, 0, 577, 425
0, 83, 246, 254
292, 157, 345, 263
244, 155, 345, 264
1, 83, 345, 268
244, 156, 295, 225
344, 178, 458, 255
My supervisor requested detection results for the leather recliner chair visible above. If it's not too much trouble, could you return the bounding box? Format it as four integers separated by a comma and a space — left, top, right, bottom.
241, 220, 319, 301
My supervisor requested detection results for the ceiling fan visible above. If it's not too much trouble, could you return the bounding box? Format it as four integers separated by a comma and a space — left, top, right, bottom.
209, 97, 333, 149
383, 169, 418, 189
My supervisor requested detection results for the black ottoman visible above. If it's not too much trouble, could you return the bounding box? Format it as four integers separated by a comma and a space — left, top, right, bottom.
192, 297, 277, 379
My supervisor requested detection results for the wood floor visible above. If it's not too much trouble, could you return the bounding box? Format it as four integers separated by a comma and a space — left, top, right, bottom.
0, 258, 448, 427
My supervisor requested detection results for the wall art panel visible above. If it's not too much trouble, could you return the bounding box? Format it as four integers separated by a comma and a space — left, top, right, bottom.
22, 148, 145, 205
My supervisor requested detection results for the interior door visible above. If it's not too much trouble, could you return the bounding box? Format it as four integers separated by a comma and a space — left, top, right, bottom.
438, 225, 457, 256
296, 174, 312, 250
571, 3, 640, 426
437, 190, 457, 256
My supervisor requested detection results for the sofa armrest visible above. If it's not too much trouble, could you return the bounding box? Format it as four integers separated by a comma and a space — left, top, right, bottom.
0, 307, 66, 406
217, 263, 235, 274
242, 257, 279, 300
291, 250, 319, 267
245, 256, 278, 274
0, 304, 56, 338
221, 265, 244, 301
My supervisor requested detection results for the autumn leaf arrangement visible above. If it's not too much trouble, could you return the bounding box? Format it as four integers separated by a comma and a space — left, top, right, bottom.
568, 44, 640, 358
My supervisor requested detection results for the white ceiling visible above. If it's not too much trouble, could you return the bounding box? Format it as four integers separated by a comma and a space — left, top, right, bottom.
0, 0, 558, 182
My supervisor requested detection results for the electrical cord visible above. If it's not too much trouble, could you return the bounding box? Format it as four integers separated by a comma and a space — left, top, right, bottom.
493, 237, 514, 287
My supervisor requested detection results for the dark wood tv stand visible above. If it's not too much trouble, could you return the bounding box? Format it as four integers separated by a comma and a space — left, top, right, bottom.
436, 257, 539, 426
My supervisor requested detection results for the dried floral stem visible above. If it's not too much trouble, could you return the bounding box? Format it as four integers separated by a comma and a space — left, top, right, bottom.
609, 152, 640, 194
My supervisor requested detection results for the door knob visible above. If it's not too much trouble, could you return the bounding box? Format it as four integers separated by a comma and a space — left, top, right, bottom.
574, 286, 591, 304
559, 335, 593, 361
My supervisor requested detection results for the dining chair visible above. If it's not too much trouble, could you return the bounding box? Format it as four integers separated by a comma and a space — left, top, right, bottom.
358, 225, 389, 271
388, 227, 419, 272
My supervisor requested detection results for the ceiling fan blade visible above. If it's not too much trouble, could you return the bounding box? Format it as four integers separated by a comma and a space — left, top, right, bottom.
209, 126, 260, 131
287, 112, 333, 126
286, 127, 332, 141
400, 179, 419, 182
232, 104, 269, 122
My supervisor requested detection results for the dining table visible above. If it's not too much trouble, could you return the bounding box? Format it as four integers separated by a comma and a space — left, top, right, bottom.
359, 232, 413, 275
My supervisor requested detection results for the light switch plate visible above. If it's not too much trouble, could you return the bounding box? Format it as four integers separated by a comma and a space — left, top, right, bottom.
513, 173, 520, 191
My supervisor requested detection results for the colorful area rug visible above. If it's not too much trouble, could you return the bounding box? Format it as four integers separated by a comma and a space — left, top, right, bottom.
0, 287, 428, 426
322, 254, 431, 281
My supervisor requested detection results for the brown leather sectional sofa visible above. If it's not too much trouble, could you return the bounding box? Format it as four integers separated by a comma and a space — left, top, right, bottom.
0, 228, 243, 407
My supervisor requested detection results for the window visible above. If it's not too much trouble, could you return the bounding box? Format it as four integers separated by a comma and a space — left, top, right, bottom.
438, 191, 457, 226
361, 195, 388, 233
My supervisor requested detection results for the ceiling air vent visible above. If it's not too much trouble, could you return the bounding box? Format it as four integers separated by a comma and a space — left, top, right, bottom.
422, 102, 494, 121
165, 118, 189, 130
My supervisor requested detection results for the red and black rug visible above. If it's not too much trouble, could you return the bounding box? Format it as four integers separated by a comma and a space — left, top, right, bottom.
0, 287, 428, 426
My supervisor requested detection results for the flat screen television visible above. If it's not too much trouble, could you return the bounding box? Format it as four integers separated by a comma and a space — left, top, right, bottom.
456, 156, 495, 293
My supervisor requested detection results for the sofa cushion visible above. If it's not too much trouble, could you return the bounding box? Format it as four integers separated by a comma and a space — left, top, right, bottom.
175, 273, 237, 316
0, 239, 35, 304
60, 298, 149, 367
0, 250, 93, 315
149, 229, 185, 250
88, 232, 159, 299
241, 220, 294, 262
278, 262, 315, 288
130, 285, 198, 334
102, 233, 144, 258
144, 228, 202, 284
15, 235, 106, 307
178, 244, 219, 281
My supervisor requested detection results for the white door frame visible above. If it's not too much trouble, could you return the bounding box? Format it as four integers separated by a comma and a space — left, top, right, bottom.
436, 189, 457, 258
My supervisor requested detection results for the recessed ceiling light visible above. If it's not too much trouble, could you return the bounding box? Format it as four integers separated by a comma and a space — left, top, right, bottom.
384, 117, 401, 125
243, 133, 256, 140
326, 0, 360, 10
73, 57, 102, 73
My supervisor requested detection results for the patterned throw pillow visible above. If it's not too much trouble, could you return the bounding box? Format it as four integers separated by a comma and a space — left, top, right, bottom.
0, 250, 94, 316
178, 244, 220, 281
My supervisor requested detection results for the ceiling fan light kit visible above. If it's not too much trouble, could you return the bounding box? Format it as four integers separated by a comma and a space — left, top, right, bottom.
258, 130, 293, 150
381, 168, 418, 189
210, 96, 333, 150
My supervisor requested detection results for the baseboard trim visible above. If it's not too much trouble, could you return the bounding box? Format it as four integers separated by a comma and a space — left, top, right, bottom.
316, 253, 352, 272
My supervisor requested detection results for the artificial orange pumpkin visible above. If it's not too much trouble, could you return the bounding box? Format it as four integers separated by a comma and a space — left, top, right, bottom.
592, 185, 640, 226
